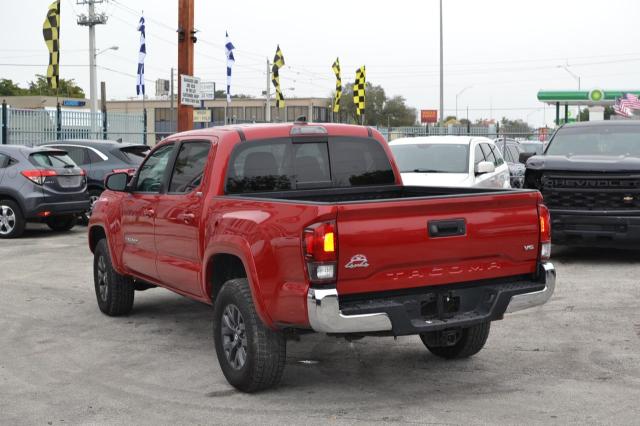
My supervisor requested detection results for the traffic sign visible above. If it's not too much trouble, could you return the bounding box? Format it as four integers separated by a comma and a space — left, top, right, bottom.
180, 75, 201, 107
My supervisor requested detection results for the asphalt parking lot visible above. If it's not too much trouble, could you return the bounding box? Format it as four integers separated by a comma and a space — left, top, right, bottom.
1, 225, 640, 425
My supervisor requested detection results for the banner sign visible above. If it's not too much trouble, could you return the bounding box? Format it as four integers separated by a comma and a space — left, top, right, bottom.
200, 81, 216, 100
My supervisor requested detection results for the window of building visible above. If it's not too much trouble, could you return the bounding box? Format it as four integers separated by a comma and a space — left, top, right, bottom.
287, 106, 308, 122
245, 106, 265, 122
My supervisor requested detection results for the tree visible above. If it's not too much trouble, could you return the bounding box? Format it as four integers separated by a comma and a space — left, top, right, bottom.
579, 108, 590, 121
214, 89, 252, 99
381, 95, 417, 127
26, 75, 85, 98
604, 106, 615, 120
0, 79, 26, 96
336, 82, 416, 126
499, 117, 531, 134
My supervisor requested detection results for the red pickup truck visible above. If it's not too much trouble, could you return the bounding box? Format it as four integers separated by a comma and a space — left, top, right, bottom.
88, 121, 555, 392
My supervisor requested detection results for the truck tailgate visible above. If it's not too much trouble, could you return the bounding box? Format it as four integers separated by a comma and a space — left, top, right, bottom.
336, 191, 541, 295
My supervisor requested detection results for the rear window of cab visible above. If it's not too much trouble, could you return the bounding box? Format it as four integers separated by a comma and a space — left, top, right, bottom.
225, 137, 395, 194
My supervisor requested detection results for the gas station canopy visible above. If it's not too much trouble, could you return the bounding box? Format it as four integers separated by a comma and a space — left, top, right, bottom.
538, 89, 640, 106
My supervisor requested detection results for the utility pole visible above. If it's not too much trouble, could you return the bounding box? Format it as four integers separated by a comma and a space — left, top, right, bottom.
439, 0, 444, 125
77, 0, 107, 136
265, 58, 271, 123
177, 0, 195, 132
170, 67, 175, 131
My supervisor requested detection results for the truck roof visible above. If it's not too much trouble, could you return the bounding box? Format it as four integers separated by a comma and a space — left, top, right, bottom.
168, 122, 376, 143
389, 136, 493, 146
563, 120, 640, 128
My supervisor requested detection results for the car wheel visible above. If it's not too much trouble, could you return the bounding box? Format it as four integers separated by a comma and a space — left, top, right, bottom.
80, 189, 102, 225
93, 239, 135, 316
420, 321, 490, 359
213, 278, 286, 393
46, 215, 77, 232
0, 199, 25, 239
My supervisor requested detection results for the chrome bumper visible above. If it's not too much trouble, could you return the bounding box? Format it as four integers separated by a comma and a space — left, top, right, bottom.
306, 262, 556, 334
505, 262, 556, 313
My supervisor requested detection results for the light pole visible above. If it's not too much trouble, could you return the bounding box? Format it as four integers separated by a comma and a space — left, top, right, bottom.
455, 86, 472, 120
558, 64, 581, 121
439, 0, 444, 124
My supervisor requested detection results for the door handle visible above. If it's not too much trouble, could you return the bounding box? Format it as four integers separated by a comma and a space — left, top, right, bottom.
143, 208, 155, 218
178, 212, 196, 223
428, 219, 466, 238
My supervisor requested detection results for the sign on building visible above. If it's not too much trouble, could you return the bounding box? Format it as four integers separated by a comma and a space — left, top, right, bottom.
180, 75, 201, 107
193, 109, 211, 123
200, 81, 216, 100
156, 79, 170, 96
420, 109, 438, 124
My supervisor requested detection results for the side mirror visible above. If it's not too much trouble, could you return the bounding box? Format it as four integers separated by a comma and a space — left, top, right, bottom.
475, 161, 495, 175
519, 152, 536, 164
105, 172, 130, 192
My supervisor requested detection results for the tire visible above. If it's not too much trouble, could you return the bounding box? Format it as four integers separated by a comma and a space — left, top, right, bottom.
46, 215, 77, 232
0, 199, 25, 239
213, 278, 286, 393
80, 189, 102, 225
93, 239, 135, 316
420, 322, 491, 359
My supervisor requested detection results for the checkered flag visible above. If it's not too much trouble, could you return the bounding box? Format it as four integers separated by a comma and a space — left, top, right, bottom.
42, 0, 60, 89
272, 45, 285, 108
136, 15, 146, 96
225, 31, 235, 102
354, 66, 366, 118
332, 58, 342, 113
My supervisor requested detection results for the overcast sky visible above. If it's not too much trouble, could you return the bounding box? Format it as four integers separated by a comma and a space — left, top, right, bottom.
2, 0, 640, 126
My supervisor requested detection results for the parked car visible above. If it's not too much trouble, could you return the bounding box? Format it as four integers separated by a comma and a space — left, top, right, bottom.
389, 136, 511, 188
0, 145, 89, 238
42, 140, 149, 220
524, 121, 640, 246
494, 138, 526, 188
89, 122, 555, 392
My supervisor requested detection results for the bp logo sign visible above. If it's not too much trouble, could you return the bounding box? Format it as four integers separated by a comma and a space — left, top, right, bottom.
589, 89, 604, 102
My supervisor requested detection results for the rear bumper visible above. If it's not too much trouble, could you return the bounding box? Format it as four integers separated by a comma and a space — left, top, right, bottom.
24, 194, 90, 219
307, 262, 555, 335
551, 211, 640, 245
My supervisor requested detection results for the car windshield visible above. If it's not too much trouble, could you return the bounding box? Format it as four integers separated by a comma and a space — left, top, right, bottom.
546, 125, 640, 157
391, 143, 469, 173
29, 152, 76, 168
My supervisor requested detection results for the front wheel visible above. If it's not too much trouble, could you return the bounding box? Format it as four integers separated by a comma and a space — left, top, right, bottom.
46, 215, 77, 232
93, 239, 135, 316
213, 278, 286, 393
420, 322, 491, 359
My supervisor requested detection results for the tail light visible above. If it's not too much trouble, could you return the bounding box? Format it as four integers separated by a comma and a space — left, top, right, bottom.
302, 221, 337, 283
538, 203, 551, 261
21, 169, 57, 185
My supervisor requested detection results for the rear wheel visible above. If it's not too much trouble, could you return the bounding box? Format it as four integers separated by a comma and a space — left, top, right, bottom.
46, 215, 77, 232
93, 239, 135, 316
0, 200, 25, 239
213, 278, 286, 392
420, 322, 491, 359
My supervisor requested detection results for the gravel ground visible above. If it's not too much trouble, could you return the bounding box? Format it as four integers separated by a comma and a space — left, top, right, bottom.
1, 224, 639, 425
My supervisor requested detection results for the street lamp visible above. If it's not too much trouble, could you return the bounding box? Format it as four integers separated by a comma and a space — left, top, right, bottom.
455, 86, 472, 120
90, 45, 118, 119
95, 45, 119, 57
558, 64, 581, 121
557, 64, 581, 90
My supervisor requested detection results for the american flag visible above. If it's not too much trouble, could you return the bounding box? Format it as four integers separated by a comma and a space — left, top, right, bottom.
623, 93, 640, 110
136, 16, 146, 96
225, 31, 235, 103
614, 95, 633, 117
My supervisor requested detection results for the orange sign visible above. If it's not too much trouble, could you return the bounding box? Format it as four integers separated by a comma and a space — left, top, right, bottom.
421, 109, 438, 123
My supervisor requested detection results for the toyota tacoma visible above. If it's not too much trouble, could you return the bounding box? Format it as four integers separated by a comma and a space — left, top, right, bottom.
89, 121, 555, 392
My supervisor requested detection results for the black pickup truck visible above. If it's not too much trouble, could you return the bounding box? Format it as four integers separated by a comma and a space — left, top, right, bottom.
524, 121, 640, 246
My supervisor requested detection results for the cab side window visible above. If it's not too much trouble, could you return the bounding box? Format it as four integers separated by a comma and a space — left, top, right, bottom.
480, 143, 497, 165
134, 144, 175, 193
0, 153, 8, 168
490, 144, 505, 166
474, 144, 485, 166
168, 141, 212, 193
